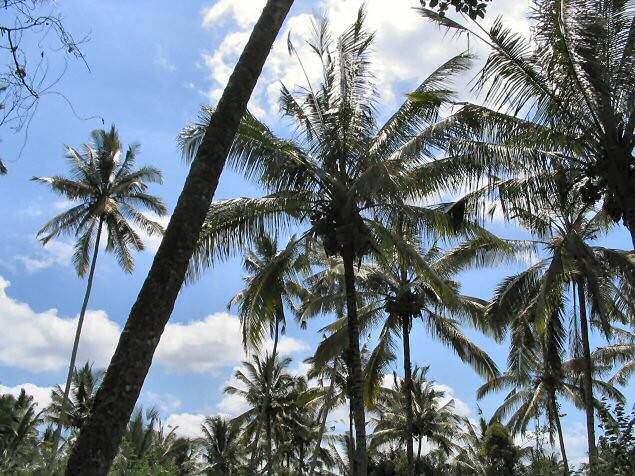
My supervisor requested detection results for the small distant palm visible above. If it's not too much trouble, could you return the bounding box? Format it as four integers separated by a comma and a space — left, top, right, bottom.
0, 389, 43, 471
199, 416, 243, 475
0, 158, 6, 175
46, 362, 104, 433
33, 125, 166, 451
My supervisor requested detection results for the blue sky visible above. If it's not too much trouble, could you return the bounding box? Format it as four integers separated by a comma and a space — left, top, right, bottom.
0, 0, 632, 465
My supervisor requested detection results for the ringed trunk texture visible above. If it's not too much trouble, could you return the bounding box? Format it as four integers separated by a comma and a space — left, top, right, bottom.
341, 243, 368, 476
53, 218, 104, 451
401, 313, 415, 476
576, 279, 597, 467
64, 2, 294, 473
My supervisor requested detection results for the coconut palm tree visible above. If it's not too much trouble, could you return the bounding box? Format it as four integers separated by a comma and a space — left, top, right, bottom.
418, 0, 635, 249
65, 2, 294, 472
478, 315, 624, 475
594, 328, 635, 386
226, 354, 296, 475
371, 367, 461, 464
33, 126, 166, 453
199, 416, 243, 476
485, 174, 635, 465
0, 389, 42, 472
180, 10, 481, 468
360, 232, 515, 474
46, 362, 104, 436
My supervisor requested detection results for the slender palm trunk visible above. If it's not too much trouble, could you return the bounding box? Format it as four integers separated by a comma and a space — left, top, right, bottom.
341, 242, 367, 476
64, 2, 294, 474
52, 217, 104, 452
550, 395, 569, 475
576, 279, 597, 467
417, 437, 422, 460
265, 411, 273, 476
308, 359, 338, 476
401, 313, 414, 476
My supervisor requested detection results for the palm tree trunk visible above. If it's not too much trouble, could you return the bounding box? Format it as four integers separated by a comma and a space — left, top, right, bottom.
64, 2, 294, 474
265, 412, 273, 476
576, 279, 597, 467
308, 359, 339, 476
417, 437, 422, 460
341, 242, 367, 476
401, 313, 415, 476
52, 217, 104, 452
550, 394, 569, 475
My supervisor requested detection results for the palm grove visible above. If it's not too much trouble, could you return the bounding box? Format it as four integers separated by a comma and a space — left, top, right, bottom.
1, 0, 634, 475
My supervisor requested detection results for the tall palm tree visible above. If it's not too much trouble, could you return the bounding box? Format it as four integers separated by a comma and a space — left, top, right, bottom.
199, 416, 243, 475
0, 389, 42, 472
371, 368, 461, 464
478, 315, 624, 475
180, 11, 480, 471
361, 233, 512, 474
418, 0, 635, 249
226, 354, 295, 474
485, 176, 635, 466
33, 126, 166, 452
65, 2, 294, 473
46, 362, 104, 435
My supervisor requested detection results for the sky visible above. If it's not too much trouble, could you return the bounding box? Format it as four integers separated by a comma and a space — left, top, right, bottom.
0, 0, 632, 467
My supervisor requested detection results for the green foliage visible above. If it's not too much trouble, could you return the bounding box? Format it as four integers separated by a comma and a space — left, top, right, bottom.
419, 0, 493, 19
596, 401, 635, 475
479, 421, 521, 476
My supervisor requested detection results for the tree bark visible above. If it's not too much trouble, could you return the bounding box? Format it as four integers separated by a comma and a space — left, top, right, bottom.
308, 359, 338, 476
64, 2, 294, 473
341, 242, 368, 476
402, 313, 415, 476
550, 394, 569, 475
52, 217, 104, 452
576, 279, 597, 467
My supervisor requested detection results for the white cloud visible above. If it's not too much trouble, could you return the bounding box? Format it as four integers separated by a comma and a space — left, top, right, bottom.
165, 412, 207, 439
16, 239, 75, 273
0, 382, 55, 410
200, 0, 532, 121
145, 391, 182, 413
0, 275, 305, 377
0, 276, 120, 372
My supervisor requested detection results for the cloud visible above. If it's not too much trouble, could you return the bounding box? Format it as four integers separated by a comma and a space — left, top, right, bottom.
0, 382, 55, 411
145, 391, 182, 413
0, 275, 306, 376
0, 276, 120, 372
15, 239, 75, 273
165, 412, 207, 439
200, 0, 532, 121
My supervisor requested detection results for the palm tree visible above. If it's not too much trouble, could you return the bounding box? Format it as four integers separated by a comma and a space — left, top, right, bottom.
360, 233, 511, 474
226, 354, 296, 474
46, 362, 104, 436
65, 2, 294, 472
33, 125, 166, 452
485, 176, 635, 466
199, 416, 243, 475
594, 328, 635, 386
418, 0, 635, 249
0, 158, 6, 175
180, 10, 480, 470
478, 315, 624, 475
0, 389, 42, 472
371, 368, 461, 464
229, 233, 309, 357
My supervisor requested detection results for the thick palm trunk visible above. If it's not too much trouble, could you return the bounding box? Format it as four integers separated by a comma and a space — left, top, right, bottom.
550, 395, 569, 475
401, 313, 415, 476
576, 279, 597, 467
341, 243, 367, 475
52, 217, 104, 451
64, 2, 294, 474
308, 359, 338, 476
